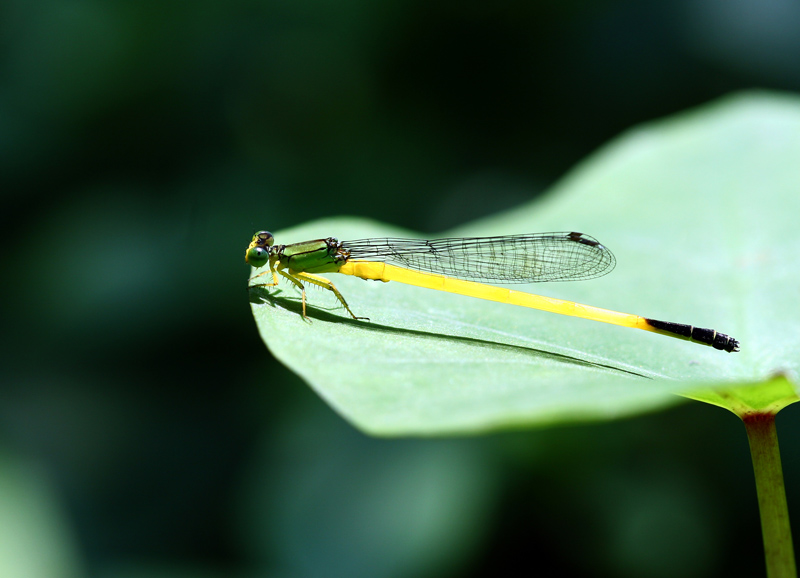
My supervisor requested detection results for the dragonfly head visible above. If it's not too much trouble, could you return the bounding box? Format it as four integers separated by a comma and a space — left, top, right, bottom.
245, 230, 274, 268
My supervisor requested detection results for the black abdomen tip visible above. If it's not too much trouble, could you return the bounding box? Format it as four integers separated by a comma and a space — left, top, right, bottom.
693, 327, 741, 353
646, 318, 741, 353
715, 334, 740, 353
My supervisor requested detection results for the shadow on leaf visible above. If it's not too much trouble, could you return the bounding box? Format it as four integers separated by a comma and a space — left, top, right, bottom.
249, 286, 651, 379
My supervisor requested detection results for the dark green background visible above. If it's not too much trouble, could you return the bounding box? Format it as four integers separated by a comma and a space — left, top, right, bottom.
2, 1, 799, 576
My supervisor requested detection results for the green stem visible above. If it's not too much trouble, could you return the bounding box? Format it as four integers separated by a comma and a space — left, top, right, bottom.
744, 412, 796, 578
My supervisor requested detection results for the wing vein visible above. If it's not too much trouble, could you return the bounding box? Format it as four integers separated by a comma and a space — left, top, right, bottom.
341, 232, 616, 284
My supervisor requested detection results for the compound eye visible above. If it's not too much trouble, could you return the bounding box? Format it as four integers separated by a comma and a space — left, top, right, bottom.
245, 246, 269, 268
255, 231, 274, 247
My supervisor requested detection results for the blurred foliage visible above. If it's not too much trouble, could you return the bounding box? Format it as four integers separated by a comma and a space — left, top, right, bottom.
2, 0, 800, 577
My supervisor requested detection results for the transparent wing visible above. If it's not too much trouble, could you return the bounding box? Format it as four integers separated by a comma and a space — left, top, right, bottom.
340, 232, 616, 284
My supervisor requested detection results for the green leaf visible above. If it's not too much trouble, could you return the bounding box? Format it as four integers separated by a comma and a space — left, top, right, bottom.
683, 374, 799, 417
249, 91, 800, 435
0, 452, 83, 578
